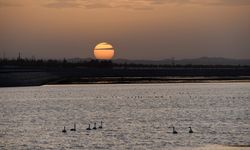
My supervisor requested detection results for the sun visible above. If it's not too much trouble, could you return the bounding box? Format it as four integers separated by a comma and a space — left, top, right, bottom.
93, 42, 115, 60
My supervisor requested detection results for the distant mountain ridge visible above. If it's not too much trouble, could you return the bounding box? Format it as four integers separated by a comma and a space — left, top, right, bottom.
68, 57, 250, 65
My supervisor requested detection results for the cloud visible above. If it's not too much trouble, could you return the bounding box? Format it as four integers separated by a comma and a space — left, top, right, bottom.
190, 0, 250, 6
0, 1, 22, 8
43, 0, 155, 9
147, 0, 250, 6
44, 0, 81, 8
43, 0, 250, 9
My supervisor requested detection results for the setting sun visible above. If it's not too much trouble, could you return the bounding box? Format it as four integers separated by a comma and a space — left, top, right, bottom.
94, 42, 115, 60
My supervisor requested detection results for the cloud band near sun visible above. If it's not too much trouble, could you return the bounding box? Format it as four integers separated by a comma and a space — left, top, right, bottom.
42, 0, 250, 9
1, 0, 250, 9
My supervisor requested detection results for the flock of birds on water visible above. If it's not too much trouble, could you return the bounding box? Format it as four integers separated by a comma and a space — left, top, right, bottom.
169, 126, 193, 134
62, 121, 103, 133
62, 122, 193, 134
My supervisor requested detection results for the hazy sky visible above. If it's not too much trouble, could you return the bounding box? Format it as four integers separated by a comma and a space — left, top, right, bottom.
0, 0, 250, 59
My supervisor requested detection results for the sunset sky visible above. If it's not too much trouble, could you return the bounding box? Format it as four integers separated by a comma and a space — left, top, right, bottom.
0, 0, 250, 59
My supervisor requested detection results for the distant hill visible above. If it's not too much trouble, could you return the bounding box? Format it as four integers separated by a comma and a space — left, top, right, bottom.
175, 57, 250, 66
67, 57, 250, 66
114, 57, 250, 65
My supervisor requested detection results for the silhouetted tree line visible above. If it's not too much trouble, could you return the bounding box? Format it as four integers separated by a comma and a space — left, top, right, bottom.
0, 58, 114, 68
0, 58, 249, 69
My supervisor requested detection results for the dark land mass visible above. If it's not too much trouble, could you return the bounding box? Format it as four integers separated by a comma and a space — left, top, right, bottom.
69, 57, 250, 66
1, 58, 250, 87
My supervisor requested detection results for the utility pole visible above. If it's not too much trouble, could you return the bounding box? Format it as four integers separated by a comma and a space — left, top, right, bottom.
0, 50, 5, 59
32, 55, 36, 60
3, 51, 5, 59
171, 57, 175, 66
18, 52, 21, 60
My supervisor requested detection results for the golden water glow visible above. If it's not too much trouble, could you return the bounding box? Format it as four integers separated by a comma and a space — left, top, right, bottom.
94, 42, 115, 60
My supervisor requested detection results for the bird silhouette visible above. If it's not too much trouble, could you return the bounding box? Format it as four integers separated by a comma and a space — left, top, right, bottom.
188, 127, 193, 133
70, 123, 76, 131
86, 124, 91, 130
93, 123, 97, 130
99, 121, 103, 129
62, 126, 67, 133
172, 126, 178, 134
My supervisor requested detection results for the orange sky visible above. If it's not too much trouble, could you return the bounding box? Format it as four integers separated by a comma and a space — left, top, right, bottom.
0, 0, 250, 59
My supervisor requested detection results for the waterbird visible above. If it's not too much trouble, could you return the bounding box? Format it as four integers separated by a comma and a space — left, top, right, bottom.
86, 124, 91, 130
188, 127, 193, 133
62, 126, 67, 133
172, 126, 178, 134
99, 121, 103, 129
70, 123, 76, 131
93, 123, 97, 130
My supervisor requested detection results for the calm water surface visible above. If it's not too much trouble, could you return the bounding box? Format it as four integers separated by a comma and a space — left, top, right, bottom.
0, 83, 250, 149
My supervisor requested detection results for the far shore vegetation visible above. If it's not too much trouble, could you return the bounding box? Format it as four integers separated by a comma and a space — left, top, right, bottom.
1, 57, 249, 69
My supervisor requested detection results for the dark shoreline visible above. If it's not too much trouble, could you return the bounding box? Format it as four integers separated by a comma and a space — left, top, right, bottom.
1, 66, 250, 87
47, 76, 250, 85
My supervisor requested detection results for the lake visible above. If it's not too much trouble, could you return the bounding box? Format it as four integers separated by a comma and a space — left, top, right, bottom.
0, 83, 250, 150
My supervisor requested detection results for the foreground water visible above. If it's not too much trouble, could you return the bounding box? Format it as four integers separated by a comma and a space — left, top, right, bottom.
0, 83, 250, 150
